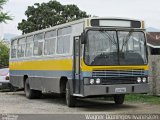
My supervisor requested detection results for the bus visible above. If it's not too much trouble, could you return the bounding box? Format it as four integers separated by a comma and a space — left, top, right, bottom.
10, 17, 149, 107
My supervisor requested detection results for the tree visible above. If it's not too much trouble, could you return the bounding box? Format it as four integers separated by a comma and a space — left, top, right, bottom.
0, 0, 12, 23
0, 40, 9, 67
18, 0, 90, 34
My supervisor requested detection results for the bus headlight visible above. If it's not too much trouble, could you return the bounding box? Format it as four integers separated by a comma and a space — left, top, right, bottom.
90, 79, 94, 84
142, 77, 147, 83
96, 78, 101, 84
137, 77, 141, 83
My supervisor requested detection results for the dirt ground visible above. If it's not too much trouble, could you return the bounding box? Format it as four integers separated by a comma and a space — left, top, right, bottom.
0, 91, 160, 114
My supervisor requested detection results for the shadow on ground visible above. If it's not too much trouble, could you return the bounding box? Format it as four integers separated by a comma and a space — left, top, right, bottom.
1, 90, 138, 112
24, 91, 137, 111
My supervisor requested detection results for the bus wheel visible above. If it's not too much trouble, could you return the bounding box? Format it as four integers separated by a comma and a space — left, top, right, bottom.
66, 82, 76, 107
114, 94, 125, 104
24, 78, 42, 99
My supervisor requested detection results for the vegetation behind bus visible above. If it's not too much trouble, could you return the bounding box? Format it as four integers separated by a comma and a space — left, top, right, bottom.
0, 40, 9, 67
0, 0, 12, 68
0, 0, 12, 23
18, 0, 90, 34
125, 94, 160, 104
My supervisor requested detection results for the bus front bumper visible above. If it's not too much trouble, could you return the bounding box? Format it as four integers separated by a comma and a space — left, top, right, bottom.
83, 83, 149, 97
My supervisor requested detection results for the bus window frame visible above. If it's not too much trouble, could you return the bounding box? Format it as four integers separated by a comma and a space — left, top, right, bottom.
10, 39, 18, 59
44, 29, 57, 56
56, 26, 72, 55
17, 37, 26, 58
33, 32, 45, 57
83, 28, 148, 66
25, 35, 34, 58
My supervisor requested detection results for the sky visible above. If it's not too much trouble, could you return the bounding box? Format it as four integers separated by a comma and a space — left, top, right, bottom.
1, 0, 160, 36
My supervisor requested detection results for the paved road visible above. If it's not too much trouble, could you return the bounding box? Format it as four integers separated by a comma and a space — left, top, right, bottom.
0, 91, 160, 114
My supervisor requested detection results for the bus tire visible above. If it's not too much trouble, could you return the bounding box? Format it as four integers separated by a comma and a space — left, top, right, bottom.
114, 94, 125, 105
24, 78, 42, 99
66, 82, 76, 107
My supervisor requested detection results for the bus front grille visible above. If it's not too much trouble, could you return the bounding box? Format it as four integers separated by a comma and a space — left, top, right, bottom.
92, 69, 145, 77
101, 77, 137, 85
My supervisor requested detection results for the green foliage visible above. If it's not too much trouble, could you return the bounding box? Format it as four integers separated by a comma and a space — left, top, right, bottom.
125, 94, 160, 104
0, 41, 9, 67
0, 0, 12, 23
18, 0, 90, 34
0, 0, 6, 8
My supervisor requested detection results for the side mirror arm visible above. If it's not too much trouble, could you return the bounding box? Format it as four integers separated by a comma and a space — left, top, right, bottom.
81, 31, 86, 44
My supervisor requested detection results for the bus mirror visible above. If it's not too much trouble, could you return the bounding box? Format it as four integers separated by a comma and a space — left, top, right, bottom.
81, 32, 86, 44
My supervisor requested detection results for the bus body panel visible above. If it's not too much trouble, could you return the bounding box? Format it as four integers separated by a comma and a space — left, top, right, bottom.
9, 17, 149, 98
83, 84, 149, 97
10, 57, 73, 93
10, 21, 84, 94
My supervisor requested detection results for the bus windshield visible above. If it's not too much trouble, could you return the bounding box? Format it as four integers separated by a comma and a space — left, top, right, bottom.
84, 30, 147, 66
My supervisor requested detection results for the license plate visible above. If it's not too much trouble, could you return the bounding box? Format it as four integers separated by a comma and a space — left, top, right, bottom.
115, 88, 126, 93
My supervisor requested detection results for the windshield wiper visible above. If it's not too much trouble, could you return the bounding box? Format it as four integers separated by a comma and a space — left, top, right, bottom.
120, 31, 133, 52
99, 31, 117, 45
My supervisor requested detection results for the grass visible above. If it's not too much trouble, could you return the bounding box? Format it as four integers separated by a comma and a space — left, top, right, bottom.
125, 94, 160, 104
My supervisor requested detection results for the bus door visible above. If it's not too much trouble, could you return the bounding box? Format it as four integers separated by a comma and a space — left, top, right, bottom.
73, 36, 81, 94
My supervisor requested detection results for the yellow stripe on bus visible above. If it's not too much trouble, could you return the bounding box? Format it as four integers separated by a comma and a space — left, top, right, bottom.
81, 61, 149, 71
10, 58, 149, 71
10, 59, 73, 71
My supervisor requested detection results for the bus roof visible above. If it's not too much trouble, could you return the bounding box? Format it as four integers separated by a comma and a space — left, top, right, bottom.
11, 17, 144, 41
11, 18, 86, 41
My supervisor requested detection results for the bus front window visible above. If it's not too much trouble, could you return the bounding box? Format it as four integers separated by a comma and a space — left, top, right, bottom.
84, 30, 147, 65
118, 31, 147, 65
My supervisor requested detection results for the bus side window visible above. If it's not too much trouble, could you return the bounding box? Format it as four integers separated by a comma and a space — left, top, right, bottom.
25, 36, 33, 57
17, 37, 26, 58
44, 30, 56, 55
33, 33, 44, 56
11, 39, 17, 58
57, 27, 72, 54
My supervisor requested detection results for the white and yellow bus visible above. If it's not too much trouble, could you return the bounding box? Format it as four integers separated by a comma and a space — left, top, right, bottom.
10, 17, 149, 107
